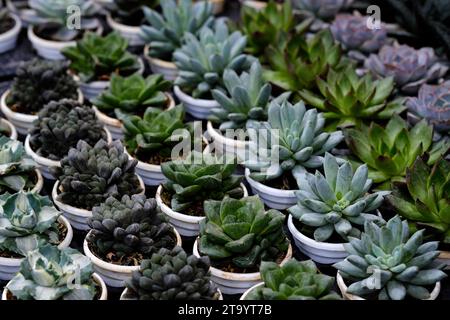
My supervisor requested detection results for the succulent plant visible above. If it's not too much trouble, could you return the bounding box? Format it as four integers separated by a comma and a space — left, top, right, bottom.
88, 194, 175, 260
62, 32, 141, 83
0, 192, 61, 256
288, 153, 388, 242
29, 99, 107, 161
161, 151, 244, 213
141, 0, 214, 61
125, 246, 219, 300
199, 195, 289, 269
293, 0, 354, 20
344, 115, 450, 188
92, 74, 172, 118
6, 59, 78, 114
364, 44, 449, 95
174, 20, 254, 99
7, 245, 97, 300
407, 81, 450, 134
387, 156, 450, 244
245, 99, 344, 182
244, 259, 341, 300
112, 0, 159, 25
51, 140, 142, 210
334, 216, 447, 300
0, 136, 38, 193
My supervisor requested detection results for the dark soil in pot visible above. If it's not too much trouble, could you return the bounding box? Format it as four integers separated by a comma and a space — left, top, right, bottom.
264, 171, 298, 190
0, 15, 15, 34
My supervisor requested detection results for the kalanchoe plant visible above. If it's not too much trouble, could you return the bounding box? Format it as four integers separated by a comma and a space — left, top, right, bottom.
141, 0, 214, 61
6, 59, 78, 114
88, 194, 175, 263
62, 32, 141, 83
125, 246, 219, 300
174, 20, 254, 98
112, 0, 159, 25
7, 245, 97, 300
29, 99, 107, 161
0, 192, 61, 256
293, 0, 354, 20
334, 216, 447, 300
288, 153, 388, 242
161, 151, 244, 213
244, 259, 341, 300
364, 44, 449, 95
344, 115, 450, 188
51, 140, 142, 210
387, 156, 450, 244
0, 136, 38, 193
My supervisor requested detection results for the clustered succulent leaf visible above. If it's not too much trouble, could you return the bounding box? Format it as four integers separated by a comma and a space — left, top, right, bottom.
51, 140, 142, 210
161, 151, 244, 213
29, 99, 107, 161
293, 0, 354, 20
6, 59, 78, 114
112, 0, 159, 24
174, 20, 254, 98
0, 136, 38, 193
0, 192, 61, 256
334, 216, 447, 300
62, 32, 141, 83
245, 259, 341, 300
387, 156, 450, 244
7, 245, 97, 300
125, 246, 219, 300
88, 194, 176, 259
288, 153, 388, 242
141, 0, 214, 61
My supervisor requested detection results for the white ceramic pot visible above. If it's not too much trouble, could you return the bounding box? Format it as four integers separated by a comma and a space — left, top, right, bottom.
239, 282, 264, 300
0, 13, 21, 54
287, 215, 347, 264
144, 45, 178, 81
52, 176, 144, 231
5, 0, 34, 28
193, 239, 292, 295
206, 121, 249, 163
84, 229, 182, 288
106, 13, 145, 46
0, 89, 84, 136
438, 251, 450, 270
0, 216, 73, 281
245, 168, 297, 210
30, 168, 44, 194
239, 0, 267, 10
120, 284, 223, 300
1, 118, 18, 140
174, 86, 219, 120
2, 273, 107, 300
156, 183, 248, 238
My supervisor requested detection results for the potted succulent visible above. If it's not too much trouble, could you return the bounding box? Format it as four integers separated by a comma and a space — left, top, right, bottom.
0, 6, 21, 54
121, 246, 222, 300
51, 140, 145, 230
3, 245, 107, 300
240, 259, 341, 300
92, 73, 174, 140
334, 216, 447, 300
141, 0, 214, 81
83, 194, 181, 287
27, 0, 102, 60
0, 59, 81, 135
157, 152, 247, 237
25, 99, 111, 179
61, 32, 144, 101
0, 118, 17, 140
194, 195, 292, 294
173, 20, 254, 119
0, 192, 73, 280
287, 153, 388, 264
0, 136, 43, 194
245, 99, 343, 210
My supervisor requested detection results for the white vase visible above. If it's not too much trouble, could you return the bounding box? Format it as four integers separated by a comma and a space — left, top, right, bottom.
143, 45, 179, 81
0, 13, 21, 54
174, 86, 219, 120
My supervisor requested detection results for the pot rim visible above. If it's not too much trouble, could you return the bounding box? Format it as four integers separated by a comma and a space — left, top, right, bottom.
0, 12, 21, 41
244, 168, 297, 197
206, 121, 249, 149
0, 118, 18, 140
143, 44, 177, 69
239, 282, 264, 300
174, 85, 219, 107
106, 12, 141, 33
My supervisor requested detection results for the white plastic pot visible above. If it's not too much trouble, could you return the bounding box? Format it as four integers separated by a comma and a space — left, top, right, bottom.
52, 176, 145, 231
206, 121, 249, 163
143, 45, 178, 81
174, 86, 219, 120
239, 282, 264, 300
106, 13, 145, 46
245, 168, 297, 210
156, 184, 248, 238
0, 13, 21, 54
0, 216, 73, 281
1, 118, 18, 140
84, 229, 182, 288
193, 239, 292, 295
120, 284, 223, 300
239, 0, 267, 10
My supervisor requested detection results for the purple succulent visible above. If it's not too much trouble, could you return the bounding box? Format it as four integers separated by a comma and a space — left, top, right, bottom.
364, 44, 449, 95
407, 81, 450, 133
293, 0, 354, 20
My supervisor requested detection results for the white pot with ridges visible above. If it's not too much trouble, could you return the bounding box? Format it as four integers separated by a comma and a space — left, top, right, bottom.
174, 86, 219, 120
206, 121, 249, 163
0, 13, 21, 54
106, 13, 145, 46
144, 45, 178, 81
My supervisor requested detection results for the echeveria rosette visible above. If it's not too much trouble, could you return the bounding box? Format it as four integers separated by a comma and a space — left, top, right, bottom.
244, 259, 341, 300
364, 44, 449, 95
7, 245, 97, 300
293, 0, 354, 20
333, 216, 447, 300
288, 153, 388, 242
0, 192, 61, 256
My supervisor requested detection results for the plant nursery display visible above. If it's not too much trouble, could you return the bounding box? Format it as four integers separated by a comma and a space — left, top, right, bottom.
0, 6, 21, 54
